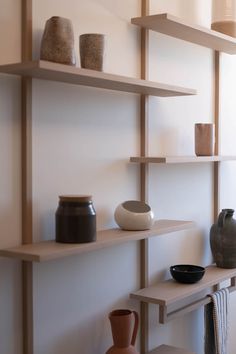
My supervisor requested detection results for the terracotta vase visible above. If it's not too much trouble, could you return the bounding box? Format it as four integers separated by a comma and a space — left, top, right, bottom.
194, 123, 214, 156
210, 209, 236, 268
106, 309, 139, 354
40, 16, 76, 65
212, 0, 236, 37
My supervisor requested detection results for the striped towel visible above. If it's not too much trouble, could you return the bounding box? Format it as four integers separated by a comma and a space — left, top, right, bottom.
204, 288, 229, 354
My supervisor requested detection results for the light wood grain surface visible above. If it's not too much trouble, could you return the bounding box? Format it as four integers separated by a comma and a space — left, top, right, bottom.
131, 13, 236, 54
0, 220, 194, 262
0, 60, 196, 97
130, 265, 236, 306
130, 156, 236, 164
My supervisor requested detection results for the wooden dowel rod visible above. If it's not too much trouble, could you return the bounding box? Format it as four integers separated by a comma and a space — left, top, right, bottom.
165, 285, 236, 323
213, 51, 220, 223
21, 1, 33, 354
140, 1, 150, 353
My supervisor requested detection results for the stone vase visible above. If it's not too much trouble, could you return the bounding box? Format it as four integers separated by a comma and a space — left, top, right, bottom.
40, 16, 76, 65
79, 33, 105, 71
106, 309, 139, 354
195, 123, 215, 156
210, 209, 236, 268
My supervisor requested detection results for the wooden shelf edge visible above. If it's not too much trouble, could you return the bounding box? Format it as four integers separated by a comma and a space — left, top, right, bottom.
0, 60, 196, 97
130, 155, 236, 164
0, 219, 195, 263
131, 13, 236, 54
130, 265, 236, 307
149, 344, 195, 354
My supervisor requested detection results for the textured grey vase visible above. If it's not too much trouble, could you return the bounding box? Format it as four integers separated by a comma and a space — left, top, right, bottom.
79, 33, 105, 71
40, 16, 76, 65
210, 209, 236, 268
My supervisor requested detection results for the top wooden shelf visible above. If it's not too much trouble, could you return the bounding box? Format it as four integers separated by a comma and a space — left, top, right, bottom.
0, 60, 196, 97
131, 13, 236, 54
0, 219, 194, 263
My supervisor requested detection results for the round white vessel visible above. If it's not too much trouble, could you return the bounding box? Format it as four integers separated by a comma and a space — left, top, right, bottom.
114, 200, 154, 231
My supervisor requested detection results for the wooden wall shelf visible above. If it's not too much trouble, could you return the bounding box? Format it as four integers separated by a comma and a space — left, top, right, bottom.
150, 345, 195, 354
0, 60, 196, 97
131, 13, 236, 54
130, 156, 236, 164
130, 265, 236, 324
0, 219, 194, 262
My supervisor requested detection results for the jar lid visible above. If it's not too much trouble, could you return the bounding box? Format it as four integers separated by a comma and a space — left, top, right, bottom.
59, 195, 92, 202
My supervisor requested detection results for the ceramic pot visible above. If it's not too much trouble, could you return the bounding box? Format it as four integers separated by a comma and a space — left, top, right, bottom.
55, 195, 96, 243
195, 123, 215, 156
212, 0, 236, 37
210, 209, 236, 268
106, 309, 139, 354
40, 16, 76, 65
114, 200, 154, 231
79, 33, 105, 71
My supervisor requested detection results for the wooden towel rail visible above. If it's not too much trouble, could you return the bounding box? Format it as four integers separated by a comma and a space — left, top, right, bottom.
159, 278, 236, 324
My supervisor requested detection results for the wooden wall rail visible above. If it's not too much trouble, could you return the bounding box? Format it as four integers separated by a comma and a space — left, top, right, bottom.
160, 280, 236, 324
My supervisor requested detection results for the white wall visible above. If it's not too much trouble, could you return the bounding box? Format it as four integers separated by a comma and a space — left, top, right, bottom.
1, 0, 236, 353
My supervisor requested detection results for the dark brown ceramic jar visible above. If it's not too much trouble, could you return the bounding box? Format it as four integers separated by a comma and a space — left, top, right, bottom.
56, 195, 96, 243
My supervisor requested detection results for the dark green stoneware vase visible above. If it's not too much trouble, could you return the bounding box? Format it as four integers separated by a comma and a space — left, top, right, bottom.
210, 209, 236, 268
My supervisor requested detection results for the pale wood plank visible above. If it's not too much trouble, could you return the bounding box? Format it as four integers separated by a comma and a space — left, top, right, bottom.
0, 60, 196, 97
0, 220, 194, 262
21, 77, 32, 244
22, 262, 33, 354
130, 265, 236, 306
149, 344, 195, 354
130, 156, 236, 164
131, 13, 236, 54
21, 1, 33, 354
140, 0, 150, 352
213, 51, 220, 222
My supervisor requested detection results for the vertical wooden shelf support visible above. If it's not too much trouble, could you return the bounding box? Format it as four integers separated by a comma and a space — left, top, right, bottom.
21, 1, 33, 354
140, 0, 149, 353
213, 51, 220, 222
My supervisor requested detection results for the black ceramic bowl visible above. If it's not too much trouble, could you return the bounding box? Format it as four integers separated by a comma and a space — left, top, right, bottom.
170, 264, 205, 284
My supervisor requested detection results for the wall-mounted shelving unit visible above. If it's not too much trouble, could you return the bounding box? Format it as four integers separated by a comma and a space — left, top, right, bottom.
0, 220, 194, 262
1, 2, 236, 354
129, 6, 236, 354
131, 13, 236, 54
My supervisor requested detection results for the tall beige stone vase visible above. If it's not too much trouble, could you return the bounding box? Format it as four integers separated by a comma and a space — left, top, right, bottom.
40, 16, 76, 65
106, 309, 139, 354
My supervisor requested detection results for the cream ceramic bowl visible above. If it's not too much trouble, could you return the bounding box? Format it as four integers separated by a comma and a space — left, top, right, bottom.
114, 200, 154, 231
